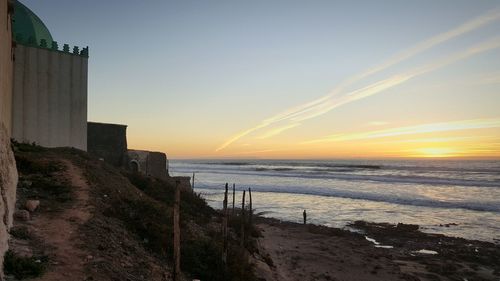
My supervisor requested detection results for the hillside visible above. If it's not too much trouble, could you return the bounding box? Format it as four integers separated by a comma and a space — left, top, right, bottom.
5, 144, 261, 281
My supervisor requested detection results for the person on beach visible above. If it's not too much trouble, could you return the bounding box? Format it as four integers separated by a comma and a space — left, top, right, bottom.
303, 210, 307, 225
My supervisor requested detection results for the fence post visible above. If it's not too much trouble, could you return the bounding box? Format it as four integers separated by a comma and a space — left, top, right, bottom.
248, 188, 253, 226
240, 190, 246, 248
222, 183, 228, 264
173, 180, 181, 281
232, 183, 235, 216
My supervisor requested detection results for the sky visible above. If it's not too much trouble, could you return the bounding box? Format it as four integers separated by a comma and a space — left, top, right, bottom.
23, 0, 500, 159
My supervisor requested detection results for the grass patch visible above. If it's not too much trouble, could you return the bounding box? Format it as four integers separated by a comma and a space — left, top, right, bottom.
10, 226, 33, 240
3, 251, 47, 279
122, 171, 215, 225
15, 155, 62, 176
181, 238, 224, 280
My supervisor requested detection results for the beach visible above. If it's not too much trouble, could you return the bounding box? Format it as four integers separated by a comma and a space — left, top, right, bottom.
252, 217, 500, 281
172, 159, 500, 280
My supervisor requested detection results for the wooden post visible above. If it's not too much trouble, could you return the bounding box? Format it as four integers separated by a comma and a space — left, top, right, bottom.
192, 172, 195, 189
240, 190, 246, 248
248, 188, 253, 227
222, 183, 228, 264
173, 181, 181, 281
232, 183, 235, 216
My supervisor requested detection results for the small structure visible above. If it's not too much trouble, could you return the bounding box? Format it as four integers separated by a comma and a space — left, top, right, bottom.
127, 150, 169, 180
86, 122, 179, 182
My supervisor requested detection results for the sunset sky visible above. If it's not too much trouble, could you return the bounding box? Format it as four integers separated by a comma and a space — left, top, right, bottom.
24, 0, 500, 159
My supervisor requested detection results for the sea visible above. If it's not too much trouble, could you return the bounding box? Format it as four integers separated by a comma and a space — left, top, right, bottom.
170, 159, 500, 243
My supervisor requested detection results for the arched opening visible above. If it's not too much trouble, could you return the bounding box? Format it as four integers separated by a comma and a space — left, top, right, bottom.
130, 160, 139, 173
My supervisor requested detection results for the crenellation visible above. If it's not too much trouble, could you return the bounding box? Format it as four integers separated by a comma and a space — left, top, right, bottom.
13, 34, 89, 57
80, 46, 89, 57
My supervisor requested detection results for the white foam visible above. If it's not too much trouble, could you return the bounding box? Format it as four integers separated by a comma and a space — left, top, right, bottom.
414, 249, 438, 255
365, 236, 393, 249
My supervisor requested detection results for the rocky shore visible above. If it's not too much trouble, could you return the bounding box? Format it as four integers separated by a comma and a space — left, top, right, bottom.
252, 217, 500, 281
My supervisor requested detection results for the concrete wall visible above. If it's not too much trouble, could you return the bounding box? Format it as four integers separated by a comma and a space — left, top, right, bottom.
12, 44, 88, 151
0, 0, 13, 135
127, 150, 169, 180
0, 0, 18, 278
87, 122, 128, 167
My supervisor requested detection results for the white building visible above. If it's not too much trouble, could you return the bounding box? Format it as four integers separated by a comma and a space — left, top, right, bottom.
11, 0, 89, 150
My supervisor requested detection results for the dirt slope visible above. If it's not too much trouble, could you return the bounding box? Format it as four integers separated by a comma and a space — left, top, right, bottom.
7, 146, 172, 281
6, 145, 256, 281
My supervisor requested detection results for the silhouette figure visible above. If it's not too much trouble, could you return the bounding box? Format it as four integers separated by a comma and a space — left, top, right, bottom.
303, 209, 307, 225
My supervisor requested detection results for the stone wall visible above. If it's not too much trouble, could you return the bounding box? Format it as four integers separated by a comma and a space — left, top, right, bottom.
0, 0, 17, 278
87, 122, 128, 167
12, 44, 88, 151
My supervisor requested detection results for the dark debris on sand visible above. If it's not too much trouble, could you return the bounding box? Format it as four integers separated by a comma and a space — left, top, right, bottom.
350, 220, 500, 280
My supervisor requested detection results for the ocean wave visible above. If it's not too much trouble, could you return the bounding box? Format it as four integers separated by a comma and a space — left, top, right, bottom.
176, 160, 500, 178
173, 167, 500, 188
195, 184, 500, 213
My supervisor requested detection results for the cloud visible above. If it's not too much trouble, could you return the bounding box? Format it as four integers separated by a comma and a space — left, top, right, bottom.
215, 10, 500, 152
231, 149, 279, 155
303, 118, 500, 144
383, 136, 492, 143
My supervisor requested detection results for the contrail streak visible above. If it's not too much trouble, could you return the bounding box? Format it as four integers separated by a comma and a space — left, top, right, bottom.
303, 118, 500, 144
290, 37, 500, 122
215, 9, 500, 152
256, 123, 301, 139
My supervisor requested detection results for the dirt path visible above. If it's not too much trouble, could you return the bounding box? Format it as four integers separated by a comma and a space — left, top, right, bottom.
255, 222, 409, 281
31, 159, 92, 281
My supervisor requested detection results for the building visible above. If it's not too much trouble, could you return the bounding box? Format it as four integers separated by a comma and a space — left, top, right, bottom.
10, 0, 88, 150
87, 122, 172, 181
0, 0, 13, 135
87, 122, 128, 167
128, 149, 169, 180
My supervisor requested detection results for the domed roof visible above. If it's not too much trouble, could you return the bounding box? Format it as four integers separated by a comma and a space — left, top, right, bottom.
12, 0, 53, 45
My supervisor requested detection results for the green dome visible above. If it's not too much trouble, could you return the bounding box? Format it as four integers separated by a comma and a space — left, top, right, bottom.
12, 0, 53, 45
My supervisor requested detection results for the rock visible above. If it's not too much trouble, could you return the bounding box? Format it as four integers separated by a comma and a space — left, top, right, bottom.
25, 200, 40, 212
252, 259, 275, 281
14, 210, 31, 221
396, 223, 419, 232
1, 124, 19, 277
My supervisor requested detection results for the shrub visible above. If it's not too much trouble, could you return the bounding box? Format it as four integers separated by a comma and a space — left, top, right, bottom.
3, 251, 47, 279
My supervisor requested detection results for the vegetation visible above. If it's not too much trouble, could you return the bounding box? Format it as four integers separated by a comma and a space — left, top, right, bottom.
80, 149, 259, 280
9, 226, 33, 241
8, 143, 260, 280
3, 251, 47, 279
